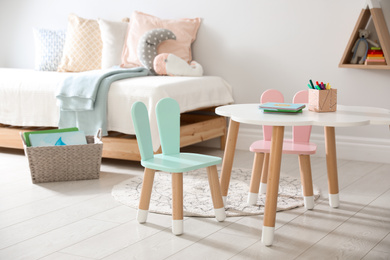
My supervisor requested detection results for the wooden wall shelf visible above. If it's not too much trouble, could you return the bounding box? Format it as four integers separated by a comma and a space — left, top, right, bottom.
339, 0, 390, 70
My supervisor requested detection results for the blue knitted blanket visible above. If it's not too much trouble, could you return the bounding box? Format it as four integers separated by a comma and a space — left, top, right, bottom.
56, 67, 149, 136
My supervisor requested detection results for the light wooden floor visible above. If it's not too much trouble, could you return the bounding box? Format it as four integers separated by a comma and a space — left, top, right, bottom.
0, 145, 389, 260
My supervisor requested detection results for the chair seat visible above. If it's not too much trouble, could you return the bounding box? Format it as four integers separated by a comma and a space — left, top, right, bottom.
141, 152, 222, 173
250, 139, 317, 155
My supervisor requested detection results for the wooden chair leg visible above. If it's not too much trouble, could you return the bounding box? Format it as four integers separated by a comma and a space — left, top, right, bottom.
260, 153, 270, 194
206, 165, 226, 222
298, 155, 315, 210
172, 172, 184, 235
137, 167, 156, 223
248, 152, 265, 205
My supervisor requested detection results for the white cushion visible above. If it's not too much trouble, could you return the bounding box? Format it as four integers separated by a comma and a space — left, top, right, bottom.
98, 18, 129, 69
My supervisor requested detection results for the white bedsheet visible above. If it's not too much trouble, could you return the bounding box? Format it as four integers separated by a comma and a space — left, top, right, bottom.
0, 68, 234, 150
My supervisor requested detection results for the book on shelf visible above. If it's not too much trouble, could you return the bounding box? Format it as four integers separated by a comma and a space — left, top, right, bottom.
366, 56, 385, 61
367, 50, 384, 55
259, 102, 305, 113
365, 60, 387, 65
366, 54, 384, 57
364, 47, 386, 65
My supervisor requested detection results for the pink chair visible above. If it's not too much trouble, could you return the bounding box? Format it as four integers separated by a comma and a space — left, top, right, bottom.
247, 89, 316, 209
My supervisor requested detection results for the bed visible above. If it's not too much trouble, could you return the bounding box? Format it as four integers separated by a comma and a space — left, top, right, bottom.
0, 68, 234, 161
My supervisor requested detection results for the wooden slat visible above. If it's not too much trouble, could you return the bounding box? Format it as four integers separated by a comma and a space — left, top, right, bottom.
101, 136, 141, 161
0, 127, 25, 149
0, 111, 227, 161
180, 116, 226, 148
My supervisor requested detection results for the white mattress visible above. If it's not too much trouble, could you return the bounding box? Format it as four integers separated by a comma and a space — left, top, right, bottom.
0, 68, 234, 150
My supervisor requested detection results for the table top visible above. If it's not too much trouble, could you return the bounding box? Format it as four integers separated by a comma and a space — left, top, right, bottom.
215, 104, 390, 127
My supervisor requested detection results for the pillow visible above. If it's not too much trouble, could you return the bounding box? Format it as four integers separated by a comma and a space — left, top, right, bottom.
121, 11, 201, 68
57, 14, 102, 72
98, 18, 129, 69
154, 53, 203, 76
33, 28, 66, 71
137, 28, 176, 73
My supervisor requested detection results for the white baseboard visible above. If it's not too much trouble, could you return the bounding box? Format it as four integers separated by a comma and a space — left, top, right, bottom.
201, 126, 390, 164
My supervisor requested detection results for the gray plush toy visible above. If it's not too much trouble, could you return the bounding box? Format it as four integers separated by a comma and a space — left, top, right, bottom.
350, 29, 379, 64
137, 28, 176, 73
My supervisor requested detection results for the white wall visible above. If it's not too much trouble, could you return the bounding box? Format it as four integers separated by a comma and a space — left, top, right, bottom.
0, 0, 390, 162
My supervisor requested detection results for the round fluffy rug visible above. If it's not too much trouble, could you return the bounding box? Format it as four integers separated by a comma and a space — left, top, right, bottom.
111, 168, 320, 217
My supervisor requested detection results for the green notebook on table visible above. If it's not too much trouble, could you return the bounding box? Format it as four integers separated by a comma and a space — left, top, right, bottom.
23, 127, 79, 147
259, 102, 305, 113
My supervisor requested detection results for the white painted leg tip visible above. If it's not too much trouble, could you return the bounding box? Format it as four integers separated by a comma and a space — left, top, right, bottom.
137, 209, 148, 223
304, 196, 315, 210
214, 207, 226, 222
222, 196, 227, 207
172, 220, 183, 235
329, 193, 340, 208
247, 192, 258, 205
259, 183, 267, 194
262, 226, 275, 246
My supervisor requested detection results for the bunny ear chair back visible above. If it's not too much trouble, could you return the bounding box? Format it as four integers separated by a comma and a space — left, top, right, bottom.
248, 89, 316, 212
131, 97, 226, 235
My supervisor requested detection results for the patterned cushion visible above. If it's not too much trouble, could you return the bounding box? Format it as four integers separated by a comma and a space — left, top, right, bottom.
33, 28, 66, 71
57, 14, 102, 72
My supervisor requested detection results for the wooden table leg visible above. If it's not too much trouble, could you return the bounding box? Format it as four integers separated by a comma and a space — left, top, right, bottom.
219, 119, 240, 206
262, 126, 284, 246
324, 126, 340, 208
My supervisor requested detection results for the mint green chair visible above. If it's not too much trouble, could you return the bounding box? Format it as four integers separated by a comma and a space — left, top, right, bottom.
131, 97, 226, 235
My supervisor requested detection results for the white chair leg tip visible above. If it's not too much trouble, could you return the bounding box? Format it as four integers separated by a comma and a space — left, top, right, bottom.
247, 192, 258, 205
304, 196, 315, 210
259, 183, 267, 194
172, 219, 183, 235
329, 193, 340, 208
137, 209, 148, 223
222, 196, 227, 207
262, 226, 275, 246
214, 207, 226, 222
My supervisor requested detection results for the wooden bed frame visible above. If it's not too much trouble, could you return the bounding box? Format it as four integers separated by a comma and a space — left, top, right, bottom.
0, 107, 227, 161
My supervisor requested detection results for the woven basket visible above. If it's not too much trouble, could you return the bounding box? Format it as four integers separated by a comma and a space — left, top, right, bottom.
20, 129, 103, 183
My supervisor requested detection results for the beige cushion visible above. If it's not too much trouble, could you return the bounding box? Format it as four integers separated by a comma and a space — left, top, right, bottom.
58, 14, 102, 72
121, 11, 201, 68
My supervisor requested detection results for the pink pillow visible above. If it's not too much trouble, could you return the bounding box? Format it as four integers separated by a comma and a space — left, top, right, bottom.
121, 11, 201, 68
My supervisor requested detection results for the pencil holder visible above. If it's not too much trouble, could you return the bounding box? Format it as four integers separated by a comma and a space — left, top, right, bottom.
308, 89, 337, 112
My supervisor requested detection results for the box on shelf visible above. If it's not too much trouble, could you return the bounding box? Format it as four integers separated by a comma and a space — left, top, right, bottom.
20, 129, 103, 183
308, 89, 337, 112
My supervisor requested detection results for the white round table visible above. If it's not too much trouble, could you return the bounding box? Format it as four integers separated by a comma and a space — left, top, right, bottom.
215, 104, 390, 246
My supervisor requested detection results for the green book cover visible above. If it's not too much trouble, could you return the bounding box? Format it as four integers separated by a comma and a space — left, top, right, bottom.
23, 127, 79, 147
263, 109, 303, 113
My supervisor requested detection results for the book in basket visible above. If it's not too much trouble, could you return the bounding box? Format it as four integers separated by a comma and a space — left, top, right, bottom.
29, 130, 87, 147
